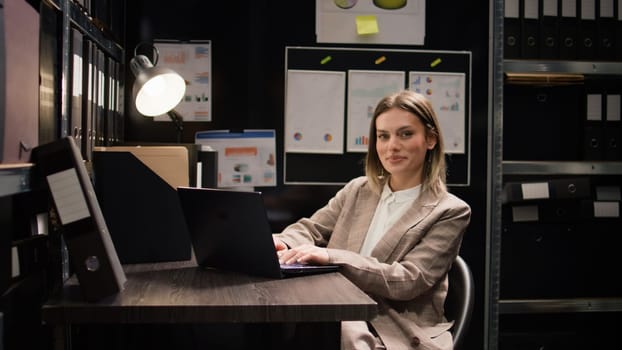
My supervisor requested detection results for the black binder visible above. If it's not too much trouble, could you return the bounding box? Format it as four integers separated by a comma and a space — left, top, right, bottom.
603, 89, 621, 160
578, 0, 598, 59
521, 0, 541, 58
70, 28, 83, 151
503, 83, 583, 161
30, 137, 126, 302
540, 0, 560, 58
503, 177, 592, 203
617, 0, 622, 60
596, 0, 616, 60
559, 0, 579, 59
583, 86, 605, 160
505, 0, 522, 58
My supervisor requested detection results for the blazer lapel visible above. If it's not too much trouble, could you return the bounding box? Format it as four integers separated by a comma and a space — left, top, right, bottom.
347, 186, 380, 252
371, 189, 441, 262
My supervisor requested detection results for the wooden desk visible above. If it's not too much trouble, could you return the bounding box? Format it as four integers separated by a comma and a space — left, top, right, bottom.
42, 260, 377, 350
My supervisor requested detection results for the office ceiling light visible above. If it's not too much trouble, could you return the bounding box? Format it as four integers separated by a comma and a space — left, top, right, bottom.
130, 44, 186, 117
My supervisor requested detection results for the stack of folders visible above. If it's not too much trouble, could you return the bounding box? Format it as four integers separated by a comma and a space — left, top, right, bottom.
504, 0, 621, 61
583, 78, 622, 160
503, 177, 621, 223
504, 74, 621, 161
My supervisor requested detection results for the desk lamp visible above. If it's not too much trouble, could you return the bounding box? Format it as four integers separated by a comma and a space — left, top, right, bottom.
130, 43, 186, 142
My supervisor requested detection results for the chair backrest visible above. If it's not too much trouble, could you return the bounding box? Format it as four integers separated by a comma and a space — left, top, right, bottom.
445, 255, 475, 350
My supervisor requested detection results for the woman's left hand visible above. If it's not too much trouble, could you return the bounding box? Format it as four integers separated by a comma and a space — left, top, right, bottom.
277, 244, 330, 265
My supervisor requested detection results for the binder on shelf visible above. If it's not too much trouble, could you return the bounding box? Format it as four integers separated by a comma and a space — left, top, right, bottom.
559, 0, 579, 59
70, 27, 83, 150
505, 0, 522, 58
92, 146, 192, 264
578, 0, 597, 59
95, 46, 106, 148
604, 92, 621, 160
596, 0, 616, 60
617, 0, 622, 60
503, 83, 583, 161
539, 0, 560, 58
583, 90, 604, 160
508, 199, 593, 223
503, 177, 592, 203
30, 137, 126, 302
521, 0, 541, 58
82, 38, 95, 161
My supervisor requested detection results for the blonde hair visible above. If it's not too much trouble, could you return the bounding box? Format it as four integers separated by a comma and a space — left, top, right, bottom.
364, 90, 447, 196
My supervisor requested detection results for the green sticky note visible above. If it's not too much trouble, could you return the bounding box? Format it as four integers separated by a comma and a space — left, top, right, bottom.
356, 15, 379, 35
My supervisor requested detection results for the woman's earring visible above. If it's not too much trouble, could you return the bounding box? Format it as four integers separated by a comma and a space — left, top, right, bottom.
378, 167, 385, 179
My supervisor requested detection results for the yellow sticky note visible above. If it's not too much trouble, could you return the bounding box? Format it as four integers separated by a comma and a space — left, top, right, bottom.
356, 15, 379, 35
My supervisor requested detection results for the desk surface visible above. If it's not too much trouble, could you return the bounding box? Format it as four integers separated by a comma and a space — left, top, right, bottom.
42, 260, 378, 325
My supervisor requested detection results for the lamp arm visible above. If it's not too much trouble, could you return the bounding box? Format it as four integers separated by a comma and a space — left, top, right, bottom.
167, 109, 184, 143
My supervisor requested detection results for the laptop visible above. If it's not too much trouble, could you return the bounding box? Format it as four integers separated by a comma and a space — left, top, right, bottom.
177, 186, 340, 278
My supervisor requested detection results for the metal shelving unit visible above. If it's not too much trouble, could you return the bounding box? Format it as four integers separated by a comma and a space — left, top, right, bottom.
489, 0, 622, 349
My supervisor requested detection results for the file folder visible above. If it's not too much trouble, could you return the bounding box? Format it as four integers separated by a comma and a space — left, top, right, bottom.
92, 146, 192, 264
578, 0, 597, 59
617, 1, 622, 60
604, 93, 621, 160
503, 177, 591, 203
559, 0, 579, 59
540, 0, 560, 58
505, 0, 522, 58
507, 199, 593, 223
504, 83, 583, 160
500, 222, 587, 298
583, 90, 604, 160
596, 0, 616, 60
521, 0, 541, 58
30, 137, 126, 302
70, 28, 83, 151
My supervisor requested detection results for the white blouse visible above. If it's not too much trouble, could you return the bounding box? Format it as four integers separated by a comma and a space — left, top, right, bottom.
359, 183, 421, 256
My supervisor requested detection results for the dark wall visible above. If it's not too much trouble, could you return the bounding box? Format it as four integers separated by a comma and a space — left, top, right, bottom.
124, 2, 490, 349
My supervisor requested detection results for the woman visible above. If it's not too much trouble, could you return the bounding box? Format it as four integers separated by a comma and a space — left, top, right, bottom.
274, 90, 471, 350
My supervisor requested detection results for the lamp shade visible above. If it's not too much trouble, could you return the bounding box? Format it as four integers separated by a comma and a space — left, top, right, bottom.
130, 54, 186, 117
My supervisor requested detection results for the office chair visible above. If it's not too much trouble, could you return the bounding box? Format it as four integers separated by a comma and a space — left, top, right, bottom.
445, 255, 475, 350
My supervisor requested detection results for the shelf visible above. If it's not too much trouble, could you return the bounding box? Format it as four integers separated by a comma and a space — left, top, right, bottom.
503, 161, 622, 175
67, 0, 123, 60
0, 164, 34, 198
504, 60, 622, 75
499, 297, 622, 314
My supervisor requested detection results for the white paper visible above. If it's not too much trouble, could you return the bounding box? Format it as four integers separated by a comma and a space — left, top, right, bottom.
581, 0, 596, 20
587, 94, 602, 121
316, 0, 425, 45
542, 0, 558, 16
408, 72, 466, 154
606, 95, 621, 121
285, 70, 346, 154
47, 168, 91, 225
593, 201, 620, 218
11, 246, 19, 278
524, 0, 539, 19
347, 70, 405, 152
600, 0, 614, 18
196, 130, 277, 188
154, 41, 212, 121
561, 0, 577, 18
505, 0, 520, 18
512, 205, 539, 222
521, 182, 550, 200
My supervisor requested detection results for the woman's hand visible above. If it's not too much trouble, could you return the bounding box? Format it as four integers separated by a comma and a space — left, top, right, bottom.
277, 244, 330, 265
273, 236, 288, 252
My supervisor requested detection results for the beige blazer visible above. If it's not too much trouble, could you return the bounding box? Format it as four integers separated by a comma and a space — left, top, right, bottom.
275, 176, 471, 350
